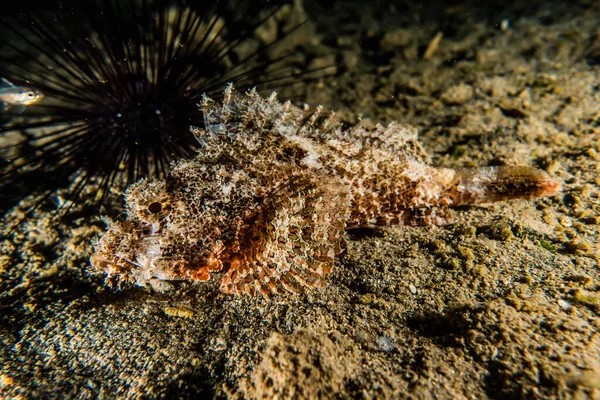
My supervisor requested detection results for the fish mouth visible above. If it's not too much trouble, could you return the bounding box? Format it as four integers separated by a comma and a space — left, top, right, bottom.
90, 254, 130, 275
90, 252, 173, 283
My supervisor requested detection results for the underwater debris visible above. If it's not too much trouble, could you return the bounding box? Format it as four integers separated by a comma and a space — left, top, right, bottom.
91, 85, 561, 297
423, 31, 443, 60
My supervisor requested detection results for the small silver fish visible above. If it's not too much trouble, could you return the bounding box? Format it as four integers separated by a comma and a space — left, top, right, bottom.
0, 78, 43, 112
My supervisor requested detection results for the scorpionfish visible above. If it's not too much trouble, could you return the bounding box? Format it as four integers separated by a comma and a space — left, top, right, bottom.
91, 85, 560, 297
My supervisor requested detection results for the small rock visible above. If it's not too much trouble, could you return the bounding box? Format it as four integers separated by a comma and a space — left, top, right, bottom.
308, 54, 337, 72
342, 51, 359, 70
379, 29, 412, 49
572, 289, 599, 309
210, 336, 228, 352
440, 83, 474, 105
557, 299, 571, 310
566, 240, 592, 255
566, 371, 600, 389
377, 337, 396, 352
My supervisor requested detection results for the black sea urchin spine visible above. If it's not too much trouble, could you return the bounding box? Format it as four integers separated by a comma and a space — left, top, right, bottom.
0, 0, 317, 222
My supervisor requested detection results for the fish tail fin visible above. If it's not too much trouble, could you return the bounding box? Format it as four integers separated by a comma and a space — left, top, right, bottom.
446, 166, 561, 206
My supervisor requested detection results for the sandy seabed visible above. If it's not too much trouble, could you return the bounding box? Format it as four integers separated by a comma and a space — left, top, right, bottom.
1, 0, 599, 398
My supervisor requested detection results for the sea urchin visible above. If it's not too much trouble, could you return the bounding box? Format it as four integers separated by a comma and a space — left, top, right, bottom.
0, 0, 315, 221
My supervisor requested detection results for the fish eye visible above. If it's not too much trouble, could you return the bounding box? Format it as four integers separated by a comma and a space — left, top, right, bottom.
147, 202, 163, 214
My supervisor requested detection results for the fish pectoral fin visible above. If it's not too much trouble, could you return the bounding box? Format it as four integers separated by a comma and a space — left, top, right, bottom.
220, 172, 350, 298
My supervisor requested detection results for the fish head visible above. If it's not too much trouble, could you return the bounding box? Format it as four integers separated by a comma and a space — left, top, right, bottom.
15, 87, 44, 106
91, 175, 229, 286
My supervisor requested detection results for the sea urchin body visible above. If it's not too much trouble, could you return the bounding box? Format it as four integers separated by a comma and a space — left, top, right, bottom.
0, 0, 311, 219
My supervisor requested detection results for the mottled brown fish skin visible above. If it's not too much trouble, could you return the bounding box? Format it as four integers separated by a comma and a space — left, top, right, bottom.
91, 85, 560, 297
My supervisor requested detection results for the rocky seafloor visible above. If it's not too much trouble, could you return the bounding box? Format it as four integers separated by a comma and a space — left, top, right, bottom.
1, 0, 599, 398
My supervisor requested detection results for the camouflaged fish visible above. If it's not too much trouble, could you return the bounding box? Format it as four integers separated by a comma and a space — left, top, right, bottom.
91, 85, 560, 297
